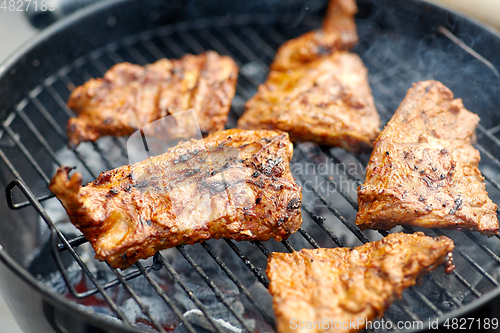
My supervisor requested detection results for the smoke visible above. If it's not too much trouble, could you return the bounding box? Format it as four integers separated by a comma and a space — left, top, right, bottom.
21, 0, 500, 331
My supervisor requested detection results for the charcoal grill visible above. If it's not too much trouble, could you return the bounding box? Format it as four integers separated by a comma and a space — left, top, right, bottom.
2, 0, 500, 332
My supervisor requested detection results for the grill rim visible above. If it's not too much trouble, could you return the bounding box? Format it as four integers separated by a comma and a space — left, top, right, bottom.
0, 241, 142, 333
0, 1, 186, 331
2, 0, 500, 332
0, 0, 128, 120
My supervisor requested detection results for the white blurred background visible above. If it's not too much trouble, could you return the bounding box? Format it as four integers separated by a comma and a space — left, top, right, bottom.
0, 9, 37, 333
427, 0, 500, 31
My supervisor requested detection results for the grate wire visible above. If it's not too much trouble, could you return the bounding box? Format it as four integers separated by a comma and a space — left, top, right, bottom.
1, 15, 500, 333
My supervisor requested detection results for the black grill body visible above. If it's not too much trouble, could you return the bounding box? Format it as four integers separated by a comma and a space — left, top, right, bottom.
2, 0, 500, 332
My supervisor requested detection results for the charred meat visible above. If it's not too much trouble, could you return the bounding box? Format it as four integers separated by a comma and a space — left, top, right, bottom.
66, 51, 238, 147
50, 129, 302, 268
270, 0, 358, 71
356, 80, 499, 236
267, 232, 455, 333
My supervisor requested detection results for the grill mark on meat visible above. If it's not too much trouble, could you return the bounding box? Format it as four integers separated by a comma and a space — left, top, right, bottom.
356, 80, 498, 236
422, 176, 433, 187
449, 196, 463, 215
66, 51, 239, 147
49, 129, 303, 268
267, 232, 454, 333
134, 180, 150, 190
248, 180, 265, 189
287, 197, 301, 210
184, 168, 200, 177
260, 156, 284, 176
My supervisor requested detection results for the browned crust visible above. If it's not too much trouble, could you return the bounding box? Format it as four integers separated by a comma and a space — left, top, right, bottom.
356, 80, 499, 236
267, 232, 455, 333
270, 0, 358, 71
66, 51, 239, 148
50, 129, 302, 268
238, 52, 380, 153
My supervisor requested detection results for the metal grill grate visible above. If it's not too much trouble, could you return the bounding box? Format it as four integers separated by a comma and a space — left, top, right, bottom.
2, 13, 500, 333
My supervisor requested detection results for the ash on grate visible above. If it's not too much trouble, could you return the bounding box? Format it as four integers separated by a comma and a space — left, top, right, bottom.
174, 283, 256, 333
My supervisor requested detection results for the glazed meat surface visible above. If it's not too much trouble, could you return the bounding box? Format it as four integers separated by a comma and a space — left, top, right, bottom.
49, 129, 302, 268
267, 232, 455, 333
238, 0, 380, 152
271, 0, 358, 71
66, 51, 238, 147
238, 52, 380, 153
356, 80, 498, 236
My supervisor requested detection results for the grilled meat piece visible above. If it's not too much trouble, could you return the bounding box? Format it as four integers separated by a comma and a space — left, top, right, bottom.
356, 80, 499, 236
66, 51, 238, 148
271, 0, 358, 71
238, 0, 380, 152
49, 129, 302, 268
267, 232, 455, 333
238, 52, 380, 153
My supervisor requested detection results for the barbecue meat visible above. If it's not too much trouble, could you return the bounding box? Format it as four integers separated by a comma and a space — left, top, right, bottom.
49, 129, 302, 268
238, 52, 380, 153
66, 51, 238, 148
271, 0, 358, 71
238, 0, 380, 152
356, 80, 499, 236
267, 232, 455, 333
